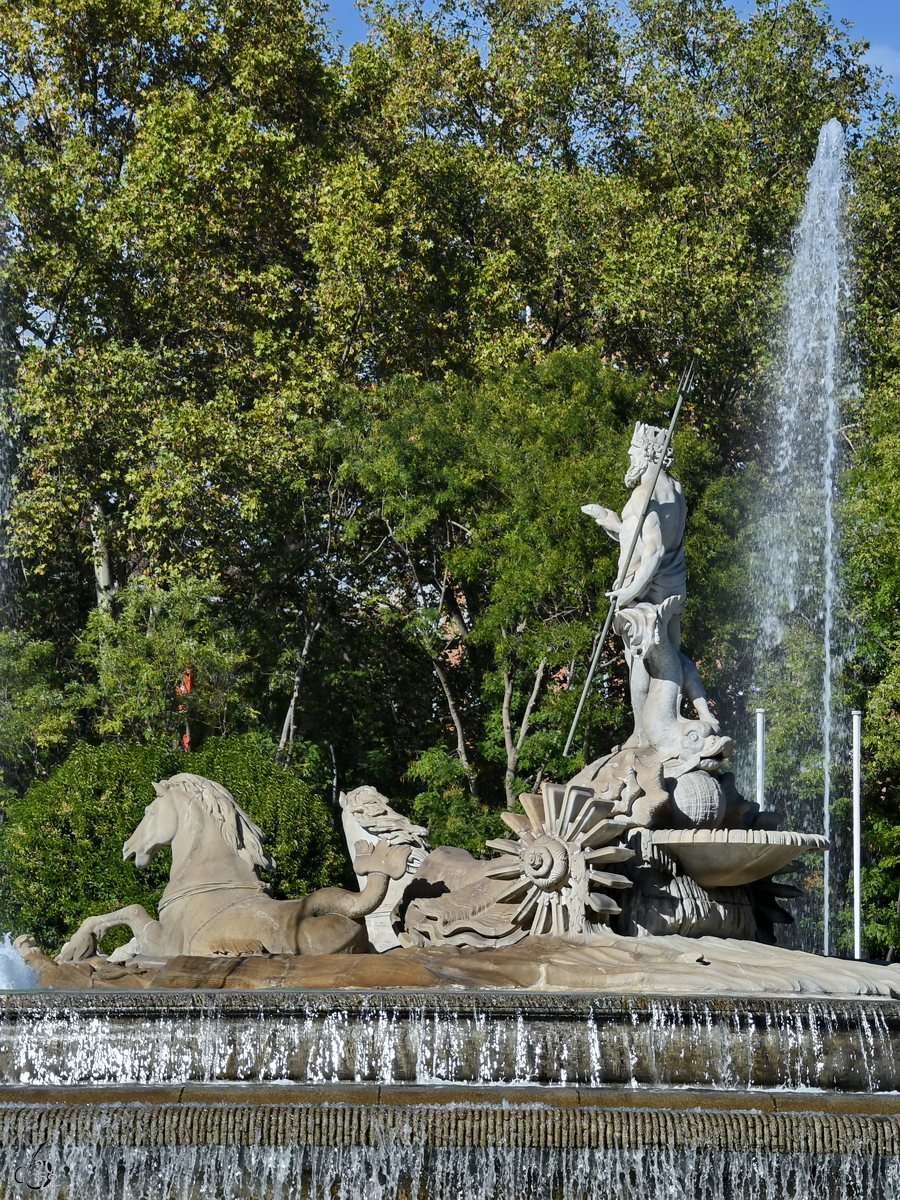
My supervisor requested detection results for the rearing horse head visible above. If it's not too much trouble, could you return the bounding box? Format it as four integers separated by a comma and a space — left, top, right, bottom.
124, 773, 275, 873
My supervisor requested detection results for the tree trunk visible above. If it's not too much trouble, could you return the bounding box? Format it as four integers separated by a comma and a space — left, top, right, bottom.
431, 652, 479, 801
90, 502, 115, 612
276, 614, 323, 766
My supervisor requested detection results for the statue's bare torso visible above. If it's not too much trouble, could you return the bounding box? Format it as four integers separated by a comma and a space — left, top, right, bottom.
614, 468, 686, 607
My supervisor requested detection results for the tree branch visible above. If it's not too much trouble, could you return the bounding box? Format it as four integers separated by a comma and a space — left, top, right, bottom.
504, 655, 547, 807
432, 651, 479, 801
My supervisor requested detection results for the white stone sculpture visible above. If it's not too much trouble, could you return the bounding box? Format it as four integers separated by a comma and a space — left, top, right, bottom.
575, 422, 732, 826
564, 419, 829, 942
339, 785, 430, 950
400, 782, 635, 947
582, 421, 719, 745
56, 773, 410, 963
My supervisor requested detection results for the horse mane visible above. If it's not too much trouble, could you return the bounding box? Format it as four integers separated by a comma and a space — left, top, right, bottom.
162, 773, 275, 872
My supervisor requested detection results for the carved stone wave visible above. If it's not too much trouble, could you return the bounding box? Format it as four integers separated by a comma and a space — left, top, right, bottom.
14, 930, 900, 998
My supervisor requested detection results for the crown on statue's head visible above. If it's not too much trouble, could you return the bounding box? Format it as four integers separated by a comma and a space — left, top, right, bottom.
630, 421, 674, 469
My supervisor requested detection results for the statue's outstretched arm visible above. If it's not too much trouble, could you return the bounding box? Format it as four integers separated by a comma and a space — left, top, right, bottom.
581, 504, 622, 541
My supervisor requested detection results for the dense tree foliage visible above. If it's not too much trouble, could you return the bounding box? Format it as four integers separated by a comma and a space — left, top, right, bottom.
0, 0, 896, 952
844, 111, 900, 953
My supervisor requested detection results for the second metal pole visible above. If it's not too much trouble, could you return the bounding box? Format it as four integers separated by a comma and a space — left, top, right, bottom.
852, 709, 863, 961
755, 708, 766, 811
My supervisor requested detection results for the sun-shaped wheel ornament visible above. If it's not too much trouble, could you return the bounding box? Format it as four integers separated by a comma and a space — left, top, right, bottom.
401, 783, 635, 948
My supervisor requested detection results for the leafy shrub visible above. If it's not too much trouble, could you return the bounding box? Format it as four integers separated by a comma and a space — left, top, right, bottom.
0, 734, 350, 954
0, 630, 85, 777
407, 746, 505, 856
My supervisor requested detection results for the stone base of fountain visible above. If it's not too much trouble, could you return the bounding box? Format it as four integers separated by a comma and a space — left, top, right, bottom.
3, 1090, 898, 1198
3, 987, 899, 1089
3, 980, 900, 1194
3, 1083, 900, 1149
16, 930, 900, 997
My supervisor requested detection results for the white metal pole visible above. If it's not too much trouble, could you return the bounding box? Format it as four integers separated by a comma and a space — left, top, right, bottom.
755, 708, 766, 811
852, 709, 863, 961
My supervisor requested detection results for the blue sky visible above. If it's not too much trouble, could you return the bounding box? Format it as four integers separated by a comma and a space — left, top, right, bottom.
320, 1, 900, 84
841, 0, 900, 81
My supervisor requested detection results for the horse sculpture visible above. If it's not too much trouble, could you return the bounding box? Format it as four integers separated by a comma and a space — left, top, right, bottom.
56, 773, 411, 963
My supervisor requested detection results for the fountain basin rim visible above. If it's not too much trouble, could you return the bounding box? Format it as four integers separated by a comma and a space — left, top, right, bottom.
3, 1081, 900, 1115
2, 988, 899, 1014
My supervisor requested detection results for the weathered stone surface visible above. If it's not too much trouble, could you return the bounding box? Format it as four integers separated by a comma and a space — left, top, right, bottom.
340, 785, 430, 951
1, 1094, 899, 1153
15, 930, 900, 998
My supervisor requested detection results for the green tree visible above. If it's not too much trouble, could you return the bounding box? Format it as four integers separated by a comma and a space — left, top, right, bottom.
839, 110, 900, 954
339, 351, 743, 834
0, 0, 888, 894
77, 577, 254, 745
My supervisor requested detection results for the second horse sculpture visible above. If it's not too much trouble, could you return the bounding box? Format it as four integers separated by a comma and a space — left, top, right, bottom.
56, 773, 410, 963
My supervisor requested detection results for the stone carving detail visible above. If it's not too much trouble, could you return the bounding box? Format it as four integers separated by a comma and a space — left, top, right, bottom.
400, 782, 635, 948
612, 596, 729, 763
56, 773, 410, 963
339, 785, 430, 951
613, 827, 825, 942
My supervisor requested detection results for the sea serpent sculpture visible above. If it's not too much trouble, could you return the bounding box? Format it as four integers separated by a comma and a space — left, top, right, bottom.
55, 773, 410, 963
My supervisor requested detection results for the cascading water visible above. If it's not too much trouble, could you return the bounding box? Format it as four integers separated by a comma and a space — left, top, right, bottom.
0, 933, 35, 989
3, 991, 899, 1091
742, 118, 852, 955
1, 1143, 896, 1200
1, 990, 900, 1197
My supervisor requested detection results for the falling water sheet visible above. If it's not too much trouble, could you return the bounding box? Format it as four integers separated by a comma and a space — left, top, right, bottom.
1, 1143, 898, 1200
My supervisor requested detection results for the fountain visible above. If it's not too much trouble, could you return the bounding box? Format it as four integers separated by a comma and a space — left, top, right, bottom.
743, 117, 852, 955
1, 122, 896, 1198
0, 933, 35, 989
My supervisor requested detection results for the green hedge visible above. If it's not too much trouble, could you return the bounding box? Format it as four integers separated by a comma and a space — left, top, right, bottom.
0, 734, 350, 954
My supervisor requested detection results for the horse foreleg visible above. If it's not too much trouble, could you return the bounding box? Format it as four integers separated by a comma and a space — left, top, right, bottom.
55, 904, 162, 963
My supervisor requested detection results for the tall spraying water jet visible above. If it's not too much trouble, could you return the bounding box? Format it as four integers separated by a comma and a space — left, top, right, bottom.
746, 118, 852, 955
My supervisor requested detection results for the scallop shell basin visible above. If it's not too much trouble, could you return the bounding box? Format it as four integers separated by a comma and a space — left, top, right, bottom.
649, 829, 828, 889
